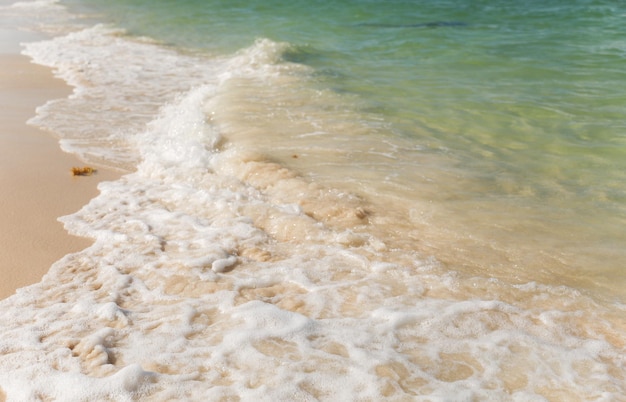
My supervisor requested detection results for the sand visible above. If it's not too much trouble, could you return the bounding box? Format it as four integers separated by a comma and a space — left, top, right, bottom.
0, 32, 121, 299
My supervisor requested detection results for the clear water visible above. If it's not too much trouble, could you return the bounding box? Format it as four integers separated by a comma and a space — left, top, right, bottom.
62, 0, 626, 294
0, 0, 625, 399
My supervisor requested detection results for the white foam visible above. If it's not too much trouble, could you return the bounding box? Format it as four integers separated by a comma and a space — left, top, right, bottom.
22, 23, 226, 171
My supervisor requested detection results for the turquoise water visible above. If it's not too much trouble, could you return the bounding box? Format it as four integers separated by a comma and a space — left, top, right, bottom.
64, 0, 626, 294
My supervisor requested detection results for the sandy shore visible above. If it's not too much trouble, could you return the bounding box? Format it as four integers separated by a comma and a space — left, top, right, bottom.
0, 34, 120, 299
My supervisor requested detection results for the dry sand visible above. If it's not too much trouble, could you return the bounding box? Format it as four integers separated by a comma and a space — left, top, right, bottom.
0, 45, 120, 299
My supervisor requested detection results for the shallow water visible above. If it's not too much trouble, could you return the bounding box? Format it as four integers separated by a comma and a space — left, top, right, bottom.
0, 0, 625, 400
57, 0, 626, 297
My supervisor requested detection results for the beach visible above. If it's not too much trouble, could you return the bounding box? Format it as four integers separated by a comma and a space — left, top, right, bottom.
0, 0, 624, 399
0, 27, 119, 299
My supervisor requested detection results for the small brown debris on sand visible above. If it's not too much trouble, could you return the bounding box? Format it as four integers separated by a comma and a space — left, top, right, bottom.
355, 207, 368, 220
71, 166, 96, 176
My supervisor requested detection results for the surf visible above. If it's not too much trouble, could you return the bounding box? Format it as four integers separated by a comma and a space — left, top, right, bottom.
0, 0, 625, 399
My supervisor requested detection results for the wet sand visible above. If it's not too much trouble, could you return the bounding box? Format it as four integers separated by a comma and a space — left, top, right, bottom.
0, 47, 120, 299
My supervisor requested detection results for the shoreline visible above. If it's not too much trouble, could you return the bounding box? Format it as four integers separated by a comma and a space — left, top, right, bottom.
0, 34, 120, 299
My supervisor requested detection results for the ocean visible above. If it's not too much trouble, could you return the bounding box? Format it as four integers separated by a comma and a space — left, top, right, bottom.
1, 0, 625, 399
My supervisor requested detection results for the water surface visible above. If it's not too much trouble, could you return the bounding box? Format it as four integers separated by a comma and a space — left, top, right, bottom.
0, 0, 624, 399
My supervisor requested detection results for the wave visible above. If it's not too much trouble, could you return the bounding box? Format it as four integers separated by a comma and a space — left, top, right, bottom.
1, 1, 625, 400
